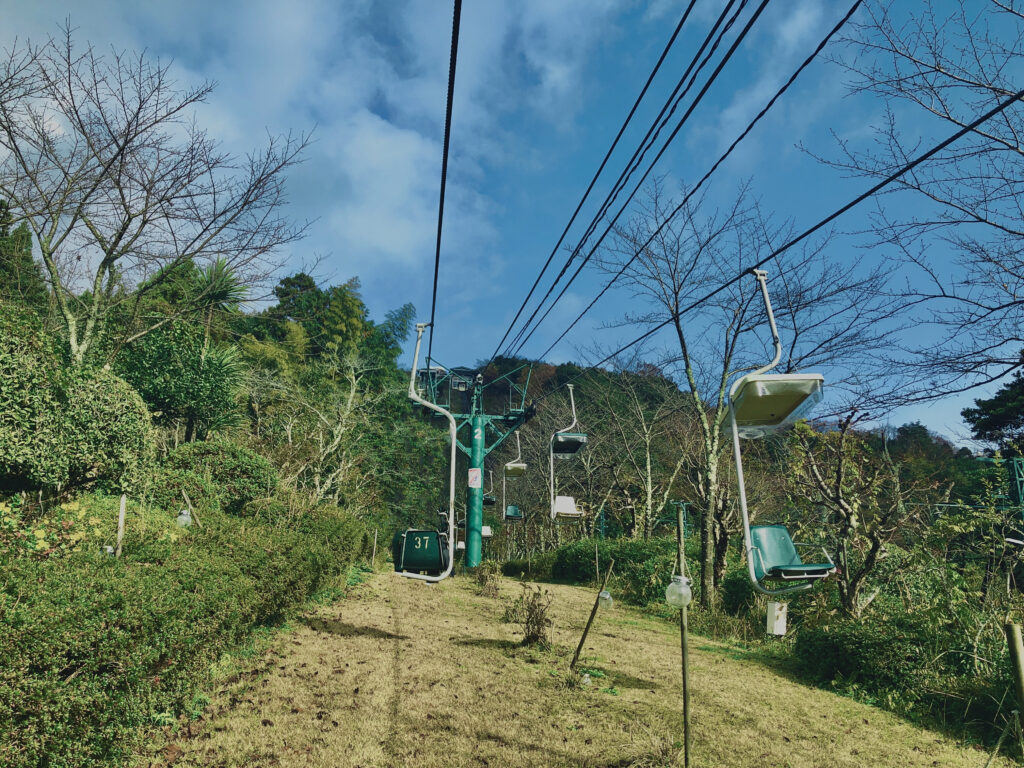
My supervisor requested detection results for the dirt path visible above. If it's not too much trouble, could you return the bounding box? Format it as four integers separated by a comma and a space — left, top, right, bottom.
156, 573, 1011, 768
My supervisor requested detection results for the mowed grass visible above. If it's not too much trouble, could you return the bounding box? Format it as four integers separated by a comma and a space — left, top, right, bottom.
147, 574, 1013, 768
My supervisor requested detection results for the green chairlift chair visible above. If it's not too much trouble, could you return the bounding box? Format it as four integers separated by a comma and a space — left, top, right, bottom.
503, 431, 527, 522
728, 271, 835, 596
393, 323, 457, 583
483, 469, 497, 506
551, 385, 588, 458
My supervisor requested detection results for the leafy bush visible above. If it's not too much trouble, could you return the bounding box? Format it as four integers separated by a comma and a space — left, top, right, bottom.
164, 440, 277, 514
542, 537, 682, 607
64, 367, 155, 493
0, 304, 69, 491
502, 551, 556, 581
475, 560, 502, 598
794, 615, 935, 691
720, 568, 759, 616
147, 468, 221, 514
115, 321, 242, 437
503, 583, 553, 646
0, 503, 369, 767
0, 306, 155, 494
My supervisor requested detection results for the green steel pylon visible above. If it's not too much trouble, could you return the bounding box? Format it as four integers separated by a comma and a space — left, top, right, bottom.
415, 362, 534, 568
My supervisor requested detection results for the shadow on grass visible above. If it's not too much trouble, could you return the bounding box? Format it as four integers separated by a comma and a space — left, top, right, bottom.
453, 637, 520, 650
299, 616, 408, 640
576, 664, 659, 690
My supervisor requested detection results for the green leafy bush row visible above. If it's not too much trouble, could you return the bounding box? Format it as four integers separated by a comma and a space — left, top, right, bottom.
0, 505, 368, 767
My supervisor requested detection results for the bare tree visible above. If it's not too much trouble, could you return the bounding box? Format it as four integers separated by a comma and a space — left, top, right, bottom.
0, 26, 309, 364
598, 180, 898, 607
600, 361, 691, 539
821, 0, 1024, 398
788, 414, 927, 617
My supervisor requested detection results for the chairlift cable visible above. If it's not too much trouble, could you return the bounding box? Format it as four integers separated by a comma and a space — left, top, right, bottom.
532, 0, 864, 363
485, 0, 701, 367
501, 0, 752, 360
495, 0, 738, 362
426, 0, 463, 371
534, 84, 1024, 403
507, 0, 771, 359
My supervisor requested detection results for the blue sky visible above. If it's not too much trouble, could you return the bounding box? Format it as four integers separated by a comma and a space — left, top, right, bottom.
0, 0, 998, 443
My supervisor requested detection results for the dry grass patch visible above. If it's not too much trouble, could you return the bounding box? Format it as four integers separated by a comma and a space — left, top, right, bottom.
142, 574, 1014, 768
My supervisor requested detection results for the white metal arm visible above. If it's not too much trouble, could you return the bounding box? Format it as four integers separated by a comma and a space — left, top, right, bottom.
729, 272, 814, 597
402, 323, 456, 583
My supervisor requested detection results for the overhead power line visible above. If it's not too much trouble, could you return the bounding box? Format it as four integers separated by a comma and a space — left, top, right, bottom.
534, 0, 864, 362
486, 0, 700, 365
535, 84, 1024, 404
502, 0, 750, 360
508, 0, 771, 359
427, 0, 463, 370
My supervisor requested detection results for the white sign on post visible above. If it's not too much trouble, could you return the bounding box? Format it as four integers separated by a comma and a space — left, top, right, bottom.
468, 468, 482, 489
767, 601, 788, 636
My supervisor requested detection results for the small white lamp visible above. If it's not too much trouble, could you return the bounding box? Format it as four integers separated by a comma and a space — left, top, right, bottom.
665, 575, 692, 609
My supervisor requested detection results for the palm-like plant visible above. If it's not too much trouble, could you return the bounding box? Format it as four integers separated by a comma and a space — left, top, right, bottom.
196, 258, 247, 361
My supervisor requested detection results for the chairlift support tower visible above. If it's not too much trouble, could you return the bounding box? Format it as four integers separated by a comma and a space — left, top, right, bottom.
414, 357, 535, 568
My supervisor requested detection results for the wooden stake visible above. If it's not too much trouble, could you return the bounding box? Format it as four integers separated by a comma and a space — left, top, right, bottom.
570, 558, 615, 672
371, 529, 378, 567
181, 489, 202, 528
114, 494, 127, 558
677, 503, 691, 768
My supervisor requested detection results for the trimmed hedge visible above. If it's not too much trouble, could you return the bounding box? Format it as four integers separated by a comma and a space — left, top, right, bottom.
164, 440, 278, 514
0, 304, 154, 494
146, 467, 221, 514
503, 537, 687, 607
0, 506, 368, 767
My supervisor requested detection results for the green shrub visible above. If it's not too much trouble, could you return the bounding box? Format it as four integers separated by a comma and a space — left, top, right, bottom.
794, 615, 934, 691
502, 550, 556, 581
146, 468, 221, 514
165, 440, 277, 514
64, 367, 155, 493
0, 306, 155, 495
0, 304, 69, 491
720, 568, 759, 616
0, 504, 368, 767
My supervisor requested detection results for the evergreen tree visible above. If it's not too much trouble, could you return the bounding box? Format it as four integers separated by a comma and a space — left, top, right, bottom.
0, 201, 48, 311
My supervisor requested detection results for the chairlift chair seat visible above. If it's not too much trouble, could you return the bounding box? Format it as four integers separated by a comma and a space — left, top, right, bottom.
551, 495, 583, 524
749, 525, 834, 583
729, 374, 824, 438
482, 494, 497, 507
505, 504, 523, 520
552, 432, 588, 457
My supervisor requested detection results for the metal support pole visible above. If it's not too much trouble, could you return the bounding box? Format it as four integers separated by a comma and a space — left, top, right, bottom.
466, 408, 485, 568
676, 503, 691, 768
1005, 623, 1024, 714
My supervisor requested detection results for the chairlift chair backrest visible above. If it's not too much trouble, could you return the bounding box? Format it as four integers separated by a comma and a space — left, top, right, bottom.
551, 495, 583, 524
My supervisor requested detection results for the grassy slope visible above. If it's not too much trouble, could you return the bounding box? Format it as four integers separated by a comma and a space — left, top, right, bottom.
149, 574, 1013, 768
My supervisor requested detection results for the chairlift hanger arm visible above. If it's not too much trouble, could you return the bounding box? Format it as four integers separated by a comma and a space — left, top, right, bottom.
401, 322, 457, 583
